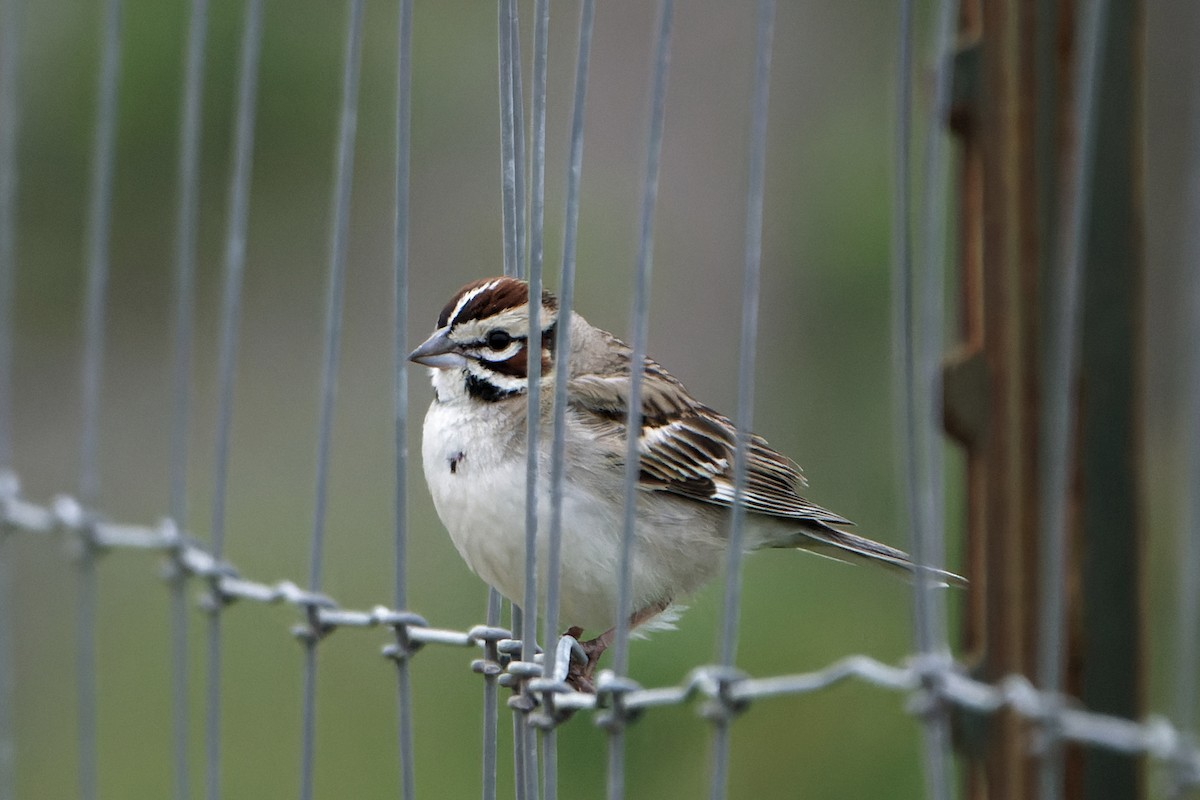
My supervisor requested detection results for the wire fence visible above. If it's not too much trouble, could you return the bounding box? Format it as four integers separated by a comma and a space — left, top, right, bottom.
0, 1, 1197, 799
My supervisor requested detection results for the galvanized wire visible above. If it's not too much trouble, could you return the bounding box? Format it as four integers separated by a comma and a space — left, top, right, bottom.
491, 8, 516, 788
903, 0, 959, 795
498, 0, 519, 281
522, 2, 550, 798
0, 533, 11, 800
524, 0, 550, 692
495, 0, 539, 795
168, 1, 210, 797
1174, 16, 1200, 800
207, 1, 264, 797
911, 0, 955, 662
890, 0, 914, 569
5, 4, 1198, 799
0, 0, 18, 475
2, 477, 1199, 789
77, 1, 123, 796
80, 0, 121, 513
482, 587, 502, 800
299, 3, 365, 799
1175, 45, 1200, 797
890, 0, 915, 687
509, 0, 527, 284
391, 0, 416, 797
708, 2, 774, 798
510, 603, 530, 800
609, 3, 673, 798
0, 0, 22, 793
541, 3, 595, 799
1036, 1, 1109, 797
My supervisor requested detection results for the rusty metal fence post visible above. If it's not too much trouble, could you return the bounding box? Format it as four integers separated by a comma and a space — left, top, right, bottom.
945, 1, 1145, 798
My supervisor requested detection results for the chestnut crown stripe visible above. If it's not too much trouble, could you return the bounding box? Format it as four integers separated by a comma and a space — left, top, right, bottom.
438, 276, 559, 330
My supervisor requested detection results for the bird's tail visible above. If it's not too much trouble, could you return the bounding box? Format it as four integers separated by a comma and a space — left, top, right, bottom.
783, 523, 967, 588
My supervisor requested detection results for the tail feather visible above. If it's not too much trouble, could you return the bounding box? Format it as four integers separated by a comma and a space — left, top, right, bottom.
786, 524, 967, 588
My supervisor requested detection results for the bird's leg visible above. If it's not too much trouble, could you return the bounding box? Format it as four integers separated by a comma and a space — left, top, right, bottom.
564, 600, 670, 694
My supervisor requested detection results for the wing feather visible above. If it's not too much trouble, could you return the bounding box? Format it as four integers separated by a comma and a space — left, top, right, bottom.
568, 359, 852, 526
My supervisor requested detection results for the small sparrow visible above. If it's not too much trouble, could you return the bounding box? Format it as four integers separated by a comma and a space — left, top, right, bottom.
410, 277, 962, 690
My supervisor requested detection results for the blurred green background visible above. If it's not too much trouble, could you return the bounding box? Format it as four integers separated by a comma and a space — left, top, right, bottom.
2, 0, 1196, 797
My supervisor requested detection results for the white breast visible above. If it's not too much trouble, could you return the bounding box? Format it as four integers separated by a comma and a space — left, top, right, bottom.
420, 378, 732, 635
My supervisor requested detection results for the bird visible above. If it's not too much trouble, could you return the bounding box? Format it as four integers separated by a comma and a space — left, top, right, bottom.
409, 276, 963, 691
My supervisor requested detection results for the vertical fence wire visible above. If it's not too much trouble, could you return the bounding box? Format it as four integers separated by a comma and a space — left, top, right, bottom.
0, 0, 19, 796
392, 0, 416, 798
77, 0, 123, 797
168, 1, 210, 797
521, 1, 550, 798
0, 0, 17, 475
1174, 49, 1200, 796
910, 0, 956, 661
496, 1, 536, 796
482, 588, 501, 800
1035, 2, 1108, 798
1175, 64, 1200, 795
890, 0, 915, 666
498, 0, 519, 281
510, 603, 529, 800
508, 0, 527, 283
904, 0, 958, 795
504, 1, 536, 797
608, 3, 673, 798
207, 1, 264, 797
80, 0, 121, 514
298, 3, 365, 799
707, 3, 774, 798
541, 3, 595, 799
524, 0, 549, 710
890, 1, 953, 794
888, 0, 960, 796
493, 3, 516, 787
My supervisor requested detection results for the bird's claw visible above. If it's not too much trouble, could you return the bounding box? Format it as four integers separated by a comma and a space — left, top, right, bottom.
564, 626, 605, 694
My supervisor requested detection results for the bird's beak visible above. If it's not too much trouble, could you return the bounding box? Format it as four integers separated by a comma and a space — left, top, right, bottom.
408, 328, 468, 369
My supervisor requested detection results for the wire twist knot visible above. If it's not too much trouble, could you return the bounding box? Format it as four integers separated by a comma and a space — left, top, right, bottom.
905, 652, 956, 721
378, 608, 429, 663
469, 625, 513, 680
594, 670, 643, 732
694, 665, 750, 724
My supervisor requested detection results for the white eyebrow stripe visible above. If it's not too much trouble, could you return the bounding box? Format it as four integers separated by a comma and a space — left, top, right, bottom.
447, 279, 502, 327
453, 306, 548, 343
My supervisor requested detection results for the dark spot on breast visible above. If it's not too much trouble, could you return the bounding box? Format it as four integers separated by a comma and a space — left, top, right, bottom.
449, 451, 465, 474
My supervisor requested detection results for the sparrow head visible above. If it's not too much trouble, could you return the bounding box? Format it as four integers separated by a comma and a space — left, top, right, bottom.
409, 276, 559, 402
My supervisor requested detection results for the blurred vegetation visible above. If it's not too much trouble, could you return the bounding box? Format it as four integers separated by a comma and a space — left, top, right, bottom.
2, 0, 1194, 797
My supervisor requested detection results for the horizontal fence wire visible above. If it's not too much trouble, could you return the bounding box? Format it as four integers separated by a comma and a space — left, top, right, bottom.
0, 475, 1197, 788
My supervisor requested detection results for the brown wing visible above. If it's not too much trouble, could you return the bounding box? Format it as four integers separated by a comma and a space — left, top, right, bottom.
568, 359, 853, 526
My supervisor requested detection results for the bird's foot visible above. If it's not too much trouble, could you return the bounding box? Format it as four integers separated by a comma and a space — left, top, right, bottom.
564, 626, 610, 694
561, 602, 671, 694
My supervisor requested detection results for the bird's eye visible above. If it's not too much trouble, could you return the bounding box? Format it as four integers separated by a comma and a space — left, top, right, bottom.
486, 330, 512, 350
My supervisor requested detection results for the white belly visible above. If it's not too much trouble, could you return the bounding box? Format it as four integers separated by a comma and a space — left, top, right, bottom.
421, 398, 727, 635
